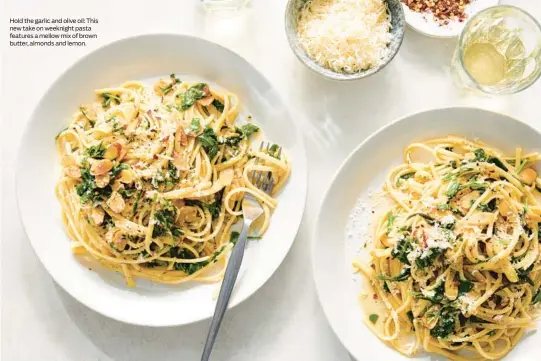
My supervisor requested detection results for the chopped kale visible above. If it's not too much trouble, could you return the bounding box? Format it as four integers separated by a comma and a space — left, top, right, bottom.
478, 198, 497, 212
179, 83, 207, 110
198, 126, 219, 159
75, 167, 112, 204
101, 93, 121, 108
533, 288, 541, 304
268, 144, 281, 159
212, 99, 225, 113
238, 123, 259, 138
84, 142, 106, 159
188, 118, 201, 133
407, 213, 436, 225
446, 180, 461, 198
458, 279, 474, 295
415, 248, 443, 269
413, 283, 445, 303
391, 236, 414, 265
152, 205, 183, 239
396, 171, 415, 186
473, 148, 487, 162
230, 231, 240, 244
430, 306, 458, 339
377, 266, 411, 282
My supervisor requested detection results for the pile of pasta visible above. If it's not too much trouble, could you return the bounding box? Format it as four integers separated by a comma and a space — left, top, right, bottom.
55, 75, 290, 287
356, 136, 541, 360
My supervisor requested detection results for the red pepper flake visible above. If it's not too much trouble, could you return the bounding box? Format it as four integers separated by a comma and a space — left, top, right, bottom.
401, 0, 472, 24
373, 293, 378, 300
153, 154, 158, 160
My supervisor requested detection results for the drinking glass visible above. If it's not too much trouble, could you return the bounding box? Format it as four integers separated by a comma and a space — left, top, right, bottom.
201, 0, 247, 12
451, 5, 541, 95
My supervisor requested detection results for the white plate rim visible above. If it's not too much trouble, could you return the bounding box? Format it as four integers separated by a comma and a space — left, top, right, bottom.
311, 106, 539, 360
15, 33, 308, 327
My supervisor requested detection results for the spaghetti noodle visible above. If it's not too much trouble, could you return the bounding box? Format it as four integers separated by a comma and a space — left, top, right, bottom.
55, 74, 290, 287
355, 136, 541, 360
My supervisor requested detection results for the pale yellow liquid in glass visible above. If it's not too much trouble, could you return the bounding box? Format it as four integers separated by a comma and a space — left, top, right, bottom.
463, 42, 508, 86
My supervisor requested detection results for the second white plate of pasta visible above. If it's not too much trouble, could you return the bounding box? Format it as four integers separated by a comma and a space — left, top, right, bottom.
313, 107, 541, 361
16, 34, 307, 326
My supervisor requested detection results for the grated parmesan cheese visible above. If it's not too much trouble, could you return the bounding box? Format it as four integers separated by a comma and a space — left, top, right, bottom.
297, 0, 392, 73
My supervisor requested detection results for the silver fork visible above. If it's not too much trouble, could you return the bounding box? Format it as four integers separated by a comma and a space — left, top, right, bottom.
201, 142, 277, 361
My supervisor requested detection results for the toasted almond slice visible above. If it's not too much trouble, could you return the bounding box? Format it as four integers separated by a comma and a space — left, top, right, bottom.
178, 207, 199, 223
95, 173, 111, 188
90, 159, 113, 176
65, 166, 81, 179
173, 152, 190, 171
178, 127, 188, 147
90, 207, 105, 225
112, 230, 127, 251
107, 191, 125, 213
519, 168, 537, 185
104, 142, 122, 160
119, 169, 135, 184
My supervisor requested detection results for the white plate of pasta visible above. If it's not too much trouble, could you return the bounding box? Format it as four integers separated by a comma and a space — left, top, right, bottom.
313, 107, 541, 361
16, 34, 307, 326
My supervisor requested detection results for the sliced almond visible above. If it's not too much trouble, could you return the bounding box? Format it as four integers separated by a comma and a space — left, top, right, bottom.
519, 168, 537, 185
104, 142, 122, 160
90, 159, 113, 176
178, 207, 199, 223
112, 230, 127, 251
90, 207, 105, 225
107, 191, 125, 213
498, 199, 510, 215
118, 169, 135, 184
111, 181, 124, 192
65, 166, 81, 179
178, 127, 188, 147
173, 152, 190, 171
95, 173, 111, 188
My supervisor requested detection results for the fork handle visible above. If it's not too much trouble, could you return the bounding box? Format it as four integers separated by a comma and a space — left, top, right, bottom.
201, 220, 252, 361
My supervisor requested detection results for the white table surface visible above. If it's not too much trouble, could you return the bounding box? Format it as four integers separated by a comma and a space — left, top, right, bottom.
2, 0, 541, 360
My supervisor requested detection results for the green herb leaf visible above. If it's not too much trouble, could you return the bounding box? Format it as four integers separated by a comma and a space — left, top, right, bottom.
369, 314, 379, 324
415, 248, 443, 269
478, 199, 497, 212
152, 204, 183, 239
238, 123, 260, 138
198, 126, 219, 160
430, 306, 458, 339
212, 99, 224, 113
179, 83, 207, 110
377, 266, 411, 282
396, 172, 415, 186
101, 93, 121, 108
80, 107, 95, 125
84, 142, 106, 159
446, 180, 461, 198
230, 231, 240, 245
533, 289, 541, 304
391, 236, 414, 265
473, 148, 487, 162
407, 213, 436, 225
188, 118, 201, 133
458, 279, 474, 294
437, 204, 450, 211
268, 144, 281, 159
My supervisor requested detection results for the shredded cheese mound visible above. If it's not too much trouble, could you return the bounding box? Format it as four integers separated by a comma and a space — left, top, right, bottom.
297, 0, 392, 73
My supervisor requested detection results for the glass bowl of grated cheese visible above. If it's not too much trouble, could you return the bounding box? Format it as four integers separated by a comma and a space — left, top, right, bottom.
285, 0, 405, 80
